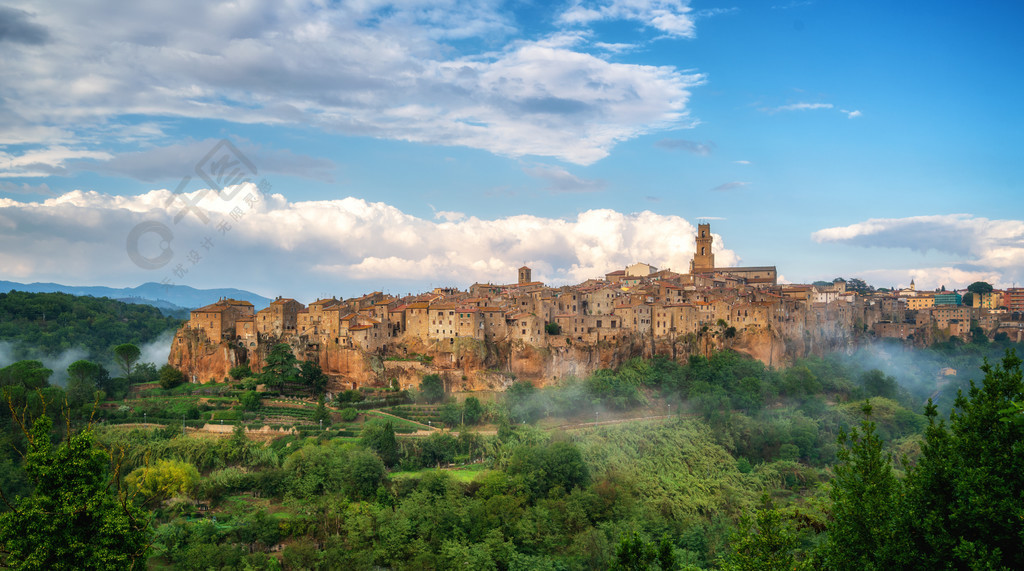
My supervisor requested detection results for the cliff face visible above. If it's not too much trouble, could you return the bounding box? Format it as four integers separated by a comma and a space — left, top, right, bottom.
168, 319, 856, 390
168, 328, 246, 383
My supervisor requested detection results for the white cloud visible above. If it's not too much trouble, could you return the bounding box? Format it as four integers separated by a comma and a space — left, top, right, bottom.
766, 102, 834, 113
0, 145, 112, 177
0, 188, 738, 299
0, 0, 703, 165
812, 214, 1024, 288
857, 267, 1003, 292
560, 0, 697, 38
763, 101, 863, 119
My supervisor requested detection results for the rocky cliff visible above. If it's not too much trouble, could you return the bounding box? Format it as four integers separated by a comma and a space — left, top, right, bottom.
168, 319, 856, 390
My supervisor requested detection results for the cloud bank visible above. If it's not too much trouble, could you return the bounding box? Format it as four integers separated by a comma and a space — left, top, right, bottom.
0, 187, 738, 300
813, 214, 1024, 288
0, 0, 703, 166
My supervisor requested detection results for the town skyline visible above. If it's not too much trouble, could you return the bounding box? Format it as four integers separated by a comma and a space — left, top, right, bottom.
1, 1, 1022, 300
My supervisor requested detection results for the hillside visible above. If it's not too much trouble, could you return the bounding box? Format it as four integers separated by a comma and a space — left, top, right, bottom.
0, 280, 273, 313
0, 290, 183, 362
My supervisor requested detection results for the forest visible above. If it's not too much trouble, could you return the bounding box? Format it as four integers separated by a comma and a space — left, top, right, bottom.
0, 292, 1022, 570
0, 290, 182, 361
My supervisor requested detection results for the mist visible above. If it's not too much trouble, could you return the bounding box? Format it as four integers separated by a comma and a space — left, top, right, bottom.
0, 341, 89, 387
0, 331, 175, 387
139, 331, 175, 368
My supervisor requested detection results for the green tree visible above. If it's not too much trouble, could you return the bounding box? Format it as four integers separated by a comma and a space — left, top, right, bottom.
0, 415, 150, 569
420, 373, 445, 404
340, 407, 358, 422
313, 396, 331, 427
239, 390, 261, 411
614, 531, 675, 570
966, 281, 993, 294
228, 364, 252, 381
66, 360, 102, 408
360, 418, 399, 468
858, 369, 898, 400
824, 402, 901, 570
113, 343, 141, 380
440, 402, 462, 427
0, 360, 52, 390
545, 321, 562, 335
158, 364, 185, 390
900, 351, 1024, 570
125, 458, 200, 507
721, 496, 810, 571
463, 396, 484, 425
261, 344, 298, 389
133, 362, 158, 384
299, 360, 328, 396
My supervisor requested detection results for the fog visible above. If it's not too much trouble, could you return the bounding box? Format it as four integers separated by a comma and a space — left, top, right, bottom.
0, 331, 175, 387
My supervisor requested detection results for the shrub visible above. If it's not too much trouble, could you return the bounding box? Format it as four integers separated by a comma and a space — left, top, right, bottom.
158, 365, 185, 390
340, 407, 359, 422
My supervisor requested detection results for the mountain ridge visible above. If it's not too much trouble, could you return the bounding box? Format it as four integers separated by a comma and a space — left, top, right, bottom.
0, 280, 272, 313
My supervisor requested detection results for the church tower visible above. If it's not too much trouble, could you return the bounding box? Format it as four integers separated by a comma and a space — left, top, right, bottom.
518, 266, 532, 285
690, 223, 715, 272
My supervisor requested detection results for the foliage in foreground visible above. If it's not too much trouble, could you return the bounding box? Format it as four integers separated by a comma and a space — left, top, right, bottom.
0, 415, 150, 570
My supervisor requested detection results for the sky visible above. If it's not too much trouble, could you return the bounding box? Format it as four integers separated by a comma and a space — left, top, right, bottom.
1, 0, 1022, 303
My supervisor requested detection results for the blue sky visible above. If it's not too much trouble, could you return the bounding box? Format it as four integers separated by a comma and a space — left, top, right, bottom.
1, 0, 1022, 302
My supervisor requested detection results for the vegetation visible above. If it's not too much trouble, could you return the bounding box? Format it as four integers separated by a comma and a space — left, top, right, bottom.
420, 373, 445, 403
0, 414, 150, 569
1, 291, 1023, 569
0, 290, 181, 361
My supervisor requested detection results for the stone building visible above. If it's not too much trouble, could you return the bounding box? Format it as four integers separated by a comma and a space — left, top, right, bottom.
255, 297, 304, 337
188, 298, 255, 342
688, 223, 777, 285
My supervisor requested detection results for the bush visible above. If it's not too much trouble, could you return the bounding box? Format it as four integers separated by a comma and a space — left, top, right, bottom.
340, 407, 359, 422
228, 364, 252, 381
336, 390, 364, 404
420, 374, 445, 404
239, 391, 261, 411
158, 365, 185, 390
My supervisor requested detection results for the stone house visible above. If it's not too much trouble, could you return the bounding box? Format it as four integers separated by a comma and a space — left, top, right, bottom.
189, 298, 255, 342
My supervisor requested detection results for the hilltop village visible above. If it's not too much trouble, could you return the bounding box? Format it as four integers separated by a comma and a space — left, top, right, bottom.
169, 224, 1024, 391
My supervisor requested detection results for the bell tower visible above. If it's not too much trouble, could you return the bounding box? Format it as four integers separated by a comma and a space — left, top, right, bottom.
518, 265, 532, 285
690, 223, 715, 272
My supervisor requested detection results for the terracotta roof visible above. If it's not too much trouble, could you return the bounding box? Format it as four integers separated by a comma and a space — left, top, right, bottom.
270, 297, 298, 305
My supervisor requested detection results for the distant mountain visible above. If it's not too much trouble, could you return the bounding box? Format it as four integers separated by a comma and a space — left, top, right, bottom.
0, 281, 272, 312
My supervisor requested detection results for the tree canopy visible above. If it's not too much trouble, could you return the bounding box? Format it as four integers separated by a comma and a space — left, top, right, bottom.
0, 415, 151, 569
966, 281, 993, 294
0, 291, 181, 361
420, 373, 445, 404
